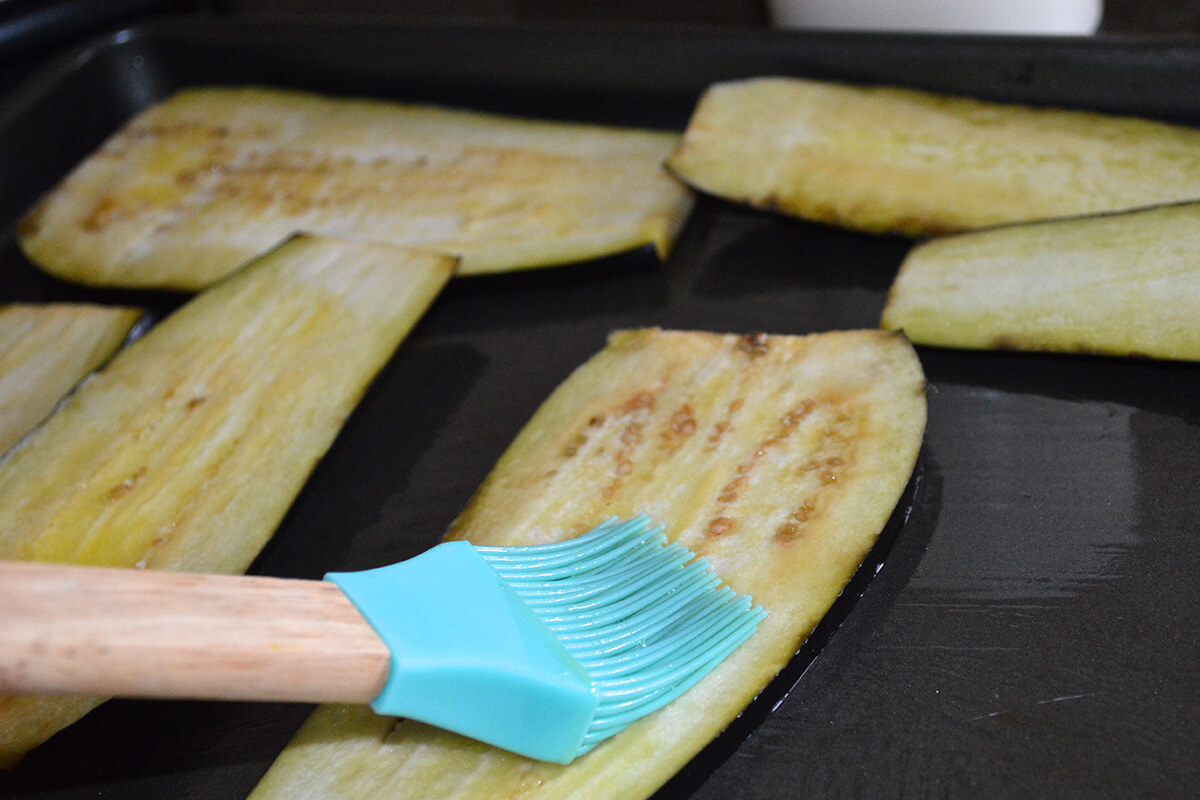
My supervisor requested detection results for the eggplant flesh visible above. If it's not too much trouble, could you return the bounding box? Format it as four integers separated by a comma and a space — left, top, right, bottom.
0, 234, 453, 767
667, 76, 1200, 236
0, 303, 142, 456
881, 202, 1200, 361
251, 327, 927, 800
18, 86, 693, 290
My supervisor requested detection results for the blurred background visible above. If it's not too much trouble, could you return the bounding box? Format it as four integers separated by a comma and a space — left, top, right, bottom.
215, 0, 1200, 32
3, 0, 1200, 95
6, 0, 1200, 46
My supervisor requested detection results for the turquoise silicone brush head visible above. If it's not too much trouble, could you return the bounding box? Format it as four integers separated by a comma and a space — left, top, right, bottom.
326, 516, 766, 763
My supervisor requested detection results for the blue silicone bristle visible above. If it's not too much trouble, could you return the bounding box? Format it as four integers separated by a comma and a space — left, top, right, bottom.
329, 515, 766, 763
477, 515, 767, 755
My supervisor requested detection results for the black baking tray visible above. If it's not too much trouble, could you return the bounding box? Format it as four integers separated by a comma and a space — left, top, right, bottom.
1, 16, 1198, 799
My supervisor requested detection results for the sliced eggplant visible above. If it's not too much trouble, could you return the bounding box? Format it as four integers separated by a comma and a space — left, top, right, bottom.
0, 234, 453, 766
18, 86, 693, 290
0, 303, 141, 455
251, 327, 927, 800
667, 76, 1200, 236
881, 202, 1200, 361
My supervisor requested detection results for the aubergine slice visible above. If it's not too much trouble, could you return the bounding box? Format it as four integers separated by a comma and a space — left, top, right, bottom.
17, 86, 693, 291
881, 202, 1200, 361
251, 327, 926, 800
0, 234, 453, 767
0, 303, 142, 455
666, 76, 1200, 236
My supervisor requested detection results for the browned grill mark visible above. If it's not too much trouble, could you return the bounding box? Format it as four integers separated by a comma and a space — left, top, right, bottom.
16, 199, 48, 238
705, 400, 826, 539
561, 432, 588, 458
707, 516, 735, 537
784, 399, 816, 426
718, 474, 745, 504
708, 421, 730, 446
135, 533, 175, 569
605, 420, 643, 499
660, 402, 697, 449
126, 121, 239, 141
621, 390, 656, 414
990, 335, 1022, 351
107, 466, 148, 501
774, 521, 801, 542
724, 404, 811, 501
601, 389, 660, 500
819, 455, 845, 484
706, 398, 744, 450
773, 402, 859, 543
670, 404, 697, 435
774, 500, 816, 543
165, 144, 521, 219
620, 420, 644, 448
83, 130, 584, 237
736, 332, 770, 357
82, 197, 132, 232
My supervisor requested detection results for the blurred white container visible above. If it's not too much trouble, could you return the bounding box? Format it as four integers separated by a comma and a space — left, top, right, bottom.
767, 0, 1103, 35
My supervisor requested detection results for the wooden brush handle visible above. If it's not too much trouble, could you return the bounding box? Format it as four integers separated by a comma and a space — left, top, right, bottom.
0, 560, 390, 704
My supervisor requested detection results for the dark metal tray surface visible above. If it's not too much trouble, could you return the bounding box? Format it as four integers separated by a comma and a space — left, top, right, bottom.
0, 17, 1197, 799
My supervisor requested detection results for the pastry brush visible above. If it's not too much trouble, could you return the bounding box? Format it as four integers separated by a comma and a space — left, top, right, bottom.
0, 516, 764, 764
